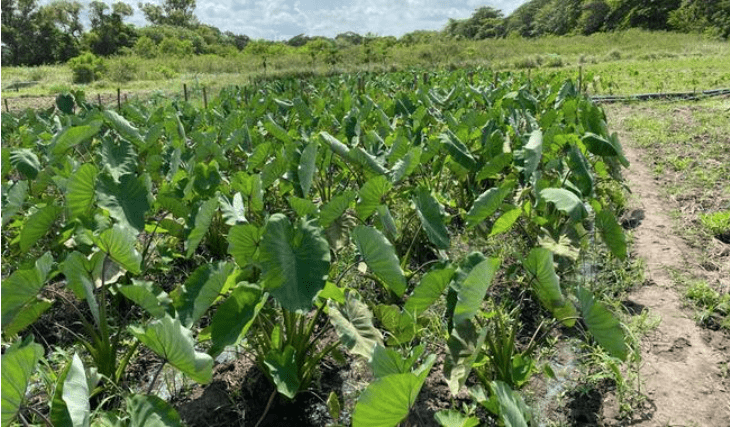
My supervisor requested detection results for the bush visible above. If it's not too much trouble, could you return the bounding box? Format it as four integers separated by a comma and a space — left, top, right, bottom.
68, 52, 105, 83
107, 59, 138, 83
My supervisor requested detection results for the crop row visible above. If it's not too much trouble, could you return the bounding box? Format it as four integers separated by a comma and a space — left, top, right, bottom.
2, 69, 631, 426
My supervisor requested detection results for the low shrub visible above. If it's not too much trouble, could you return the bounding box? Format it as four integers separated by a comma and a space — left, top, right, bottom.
68, 52, 105, 83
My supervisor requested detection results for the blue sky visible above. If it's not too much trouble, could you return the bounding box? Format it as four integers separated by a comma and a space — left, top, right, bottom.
58, 0, 529, 40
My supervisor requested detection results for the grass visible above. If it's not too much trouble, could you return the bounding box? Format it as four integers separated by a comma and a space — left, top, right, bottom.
2, 29, 728, 106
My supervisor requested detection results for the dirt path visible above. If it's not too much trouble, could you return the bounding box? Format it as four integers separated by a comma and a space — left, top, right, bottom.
604, 139, 730, 425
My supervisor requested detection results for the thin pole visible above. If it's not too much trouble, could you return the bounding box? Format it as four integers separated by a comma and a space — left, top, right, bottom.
184, 84, 188, 102
203, 86, 208, 108
117, 88, 121, 111
4, 98, 9, 113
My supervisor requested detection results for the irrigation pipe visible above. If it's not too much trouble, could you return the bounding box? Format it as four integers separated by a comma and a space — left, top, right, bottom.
590, 88, 730, 103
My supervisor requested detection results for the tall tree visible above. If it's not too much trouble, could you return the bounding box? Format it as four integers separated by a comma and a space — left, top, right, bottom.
84, 1, 137, 56
138, 0, 198, 27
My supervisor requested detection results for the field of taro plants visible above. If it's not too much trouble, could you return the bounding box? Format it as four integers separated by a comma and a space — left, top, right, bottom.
2, 69, 634, 426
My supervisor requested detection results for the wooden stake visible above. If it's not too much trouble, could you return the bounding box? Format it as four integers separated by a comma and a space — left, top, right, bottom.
4, 98, 9, 113
578, 65, 583, 94
203, 86, 208, 108
184, 84, 188, 102
117, 88, 121, 111
98, 93, 102, 107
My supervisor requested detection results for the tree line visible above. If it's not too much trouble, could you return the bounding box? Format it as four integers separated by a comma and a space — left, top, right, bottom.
2, 0, 728, 68
444, 0, 730, 40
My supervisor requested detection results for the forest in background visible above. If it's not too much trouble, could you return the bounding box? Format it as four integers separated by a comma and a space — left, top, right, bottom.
2, 0, 729, 70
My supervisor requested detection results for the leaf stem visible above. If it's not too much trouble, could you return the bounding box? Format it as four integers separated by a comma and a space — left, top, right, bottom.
254, 389, 277, 427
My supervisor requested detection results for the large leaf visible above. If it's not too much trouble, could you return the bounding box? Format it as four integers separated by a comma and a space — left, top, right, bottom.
595, 210, 627, 260
434, 410, 480, 427
522, 248, 577, 327
208, 284, 265, 357
1, 252, 54, 335
488, 207, 522, 237
440, 130, 477, 171
1, 339, 44, 427
328, 295, 383, 360
352, 369, 431, 427
319, 190, 356, 227
491, 381, 530, 427
582, 132, 629, 167
466, 180, 515, 228
389, 147, 421, 183
413, 186, 450, 250
100, 138, 138, 184
93, 225, 142, 275
66, 164, 98, 220
351, 226, 406, 298
2, 180, 28, 226
297, 142, 318, 197
264, 345, 300, 399
62, 252, 100, 326
172, 262, 235, 328
126, 394, 183, 427
444, 321, 488, 395
62, 354, 90, 427
453, 258, 500, 325
349, 146, 388, 176
218, 192, 247, 225
96, 173, 151, 234
356, 176, 392, 220
119, 280, 172, 319
540, 188, 587, 222
567, 145, 594, 197
259, 214, 331, 312
129, 315, 213, 384
522, 129, 542, 181
264, 114, 292, 144
19, 205, 61, 252
576, 287, 629, 361
404, 267, 454, 317
227, 224, 261, 267
51, 121, 102, 156
185, 197, 218, 258
9, 149, 40, 180
103, 110, 144, 147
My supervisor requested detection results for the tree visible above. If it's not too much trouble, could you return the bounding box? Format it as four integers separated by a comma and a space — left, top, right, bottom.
84, 1, 137, 56
444, 7, 505, 39
138, 0, 198, 27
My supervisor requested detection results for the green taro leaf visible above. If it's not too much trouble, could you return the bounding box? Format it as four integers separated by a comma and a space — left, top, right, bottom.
356, 176, 392, 220
413, 186, 450, 250
444, 321, 488, 395
1, 252, 54, 335
119, 280, 172, 319
352, 226, 407, 297
390, 147, 421, 183
129, 315, 213, 384
62, 354, 90, 427
228, 224, 261, 267
259, 214, 331, 312
328, 295, 383, 360
348, 146, 388, 176
352, 373, 425, 427
1, 339, 44, 427
595, 210, 627, 260
264, 114, 293, 144
10, 149, 41, 180
577, 287, 629, 361
453, 258, 500, 325
476, 153, 513, 181
298, 142, 318, 196
434, 410, 480, 427
56, 93, 75, 114
404, 267, 454, 316
440, 130, 477, 171
103, 110, 144, 147
66, 164, 98, 220
523, 248, 577, 327
209, 284, 265, 357
51, 121, 102, 157
288, 196, 318, 217
219, 192, 246, 225
567, 145, 594, 197
185, 197, 218, 258
62, 252, 100, 326
320, 131, 350, 158
264, 345, 300, 399
370, 345, 425, 379
100, 138, 137, 183
127, 394, 183, 427
376, 204, 399, 242
582, 132, 629, 167
489, 207, 522, 237
19, 205, 61, 252
2, 180, 29, 226
491, 381, 530, 427
466, 180, 515, 228
93, 224, 142, 275
540, 188, 587, 222
522, 129, 543, 181
96, 173, 151, 234
172, 262, 235, 328
319, 190, 356, 227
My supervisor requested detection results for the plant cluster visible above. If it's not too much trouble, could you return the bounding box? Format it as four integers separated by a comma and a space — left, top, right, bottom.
2, 69, 634, 426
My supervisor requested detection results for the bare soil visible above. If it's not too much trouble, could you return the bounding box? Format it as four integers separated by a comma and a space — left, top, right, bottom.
598, 122, 730, 425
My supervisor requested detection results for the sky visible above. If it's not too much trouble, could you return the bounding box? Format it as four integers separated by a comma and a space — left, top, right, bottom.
55, 0, 530, 41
